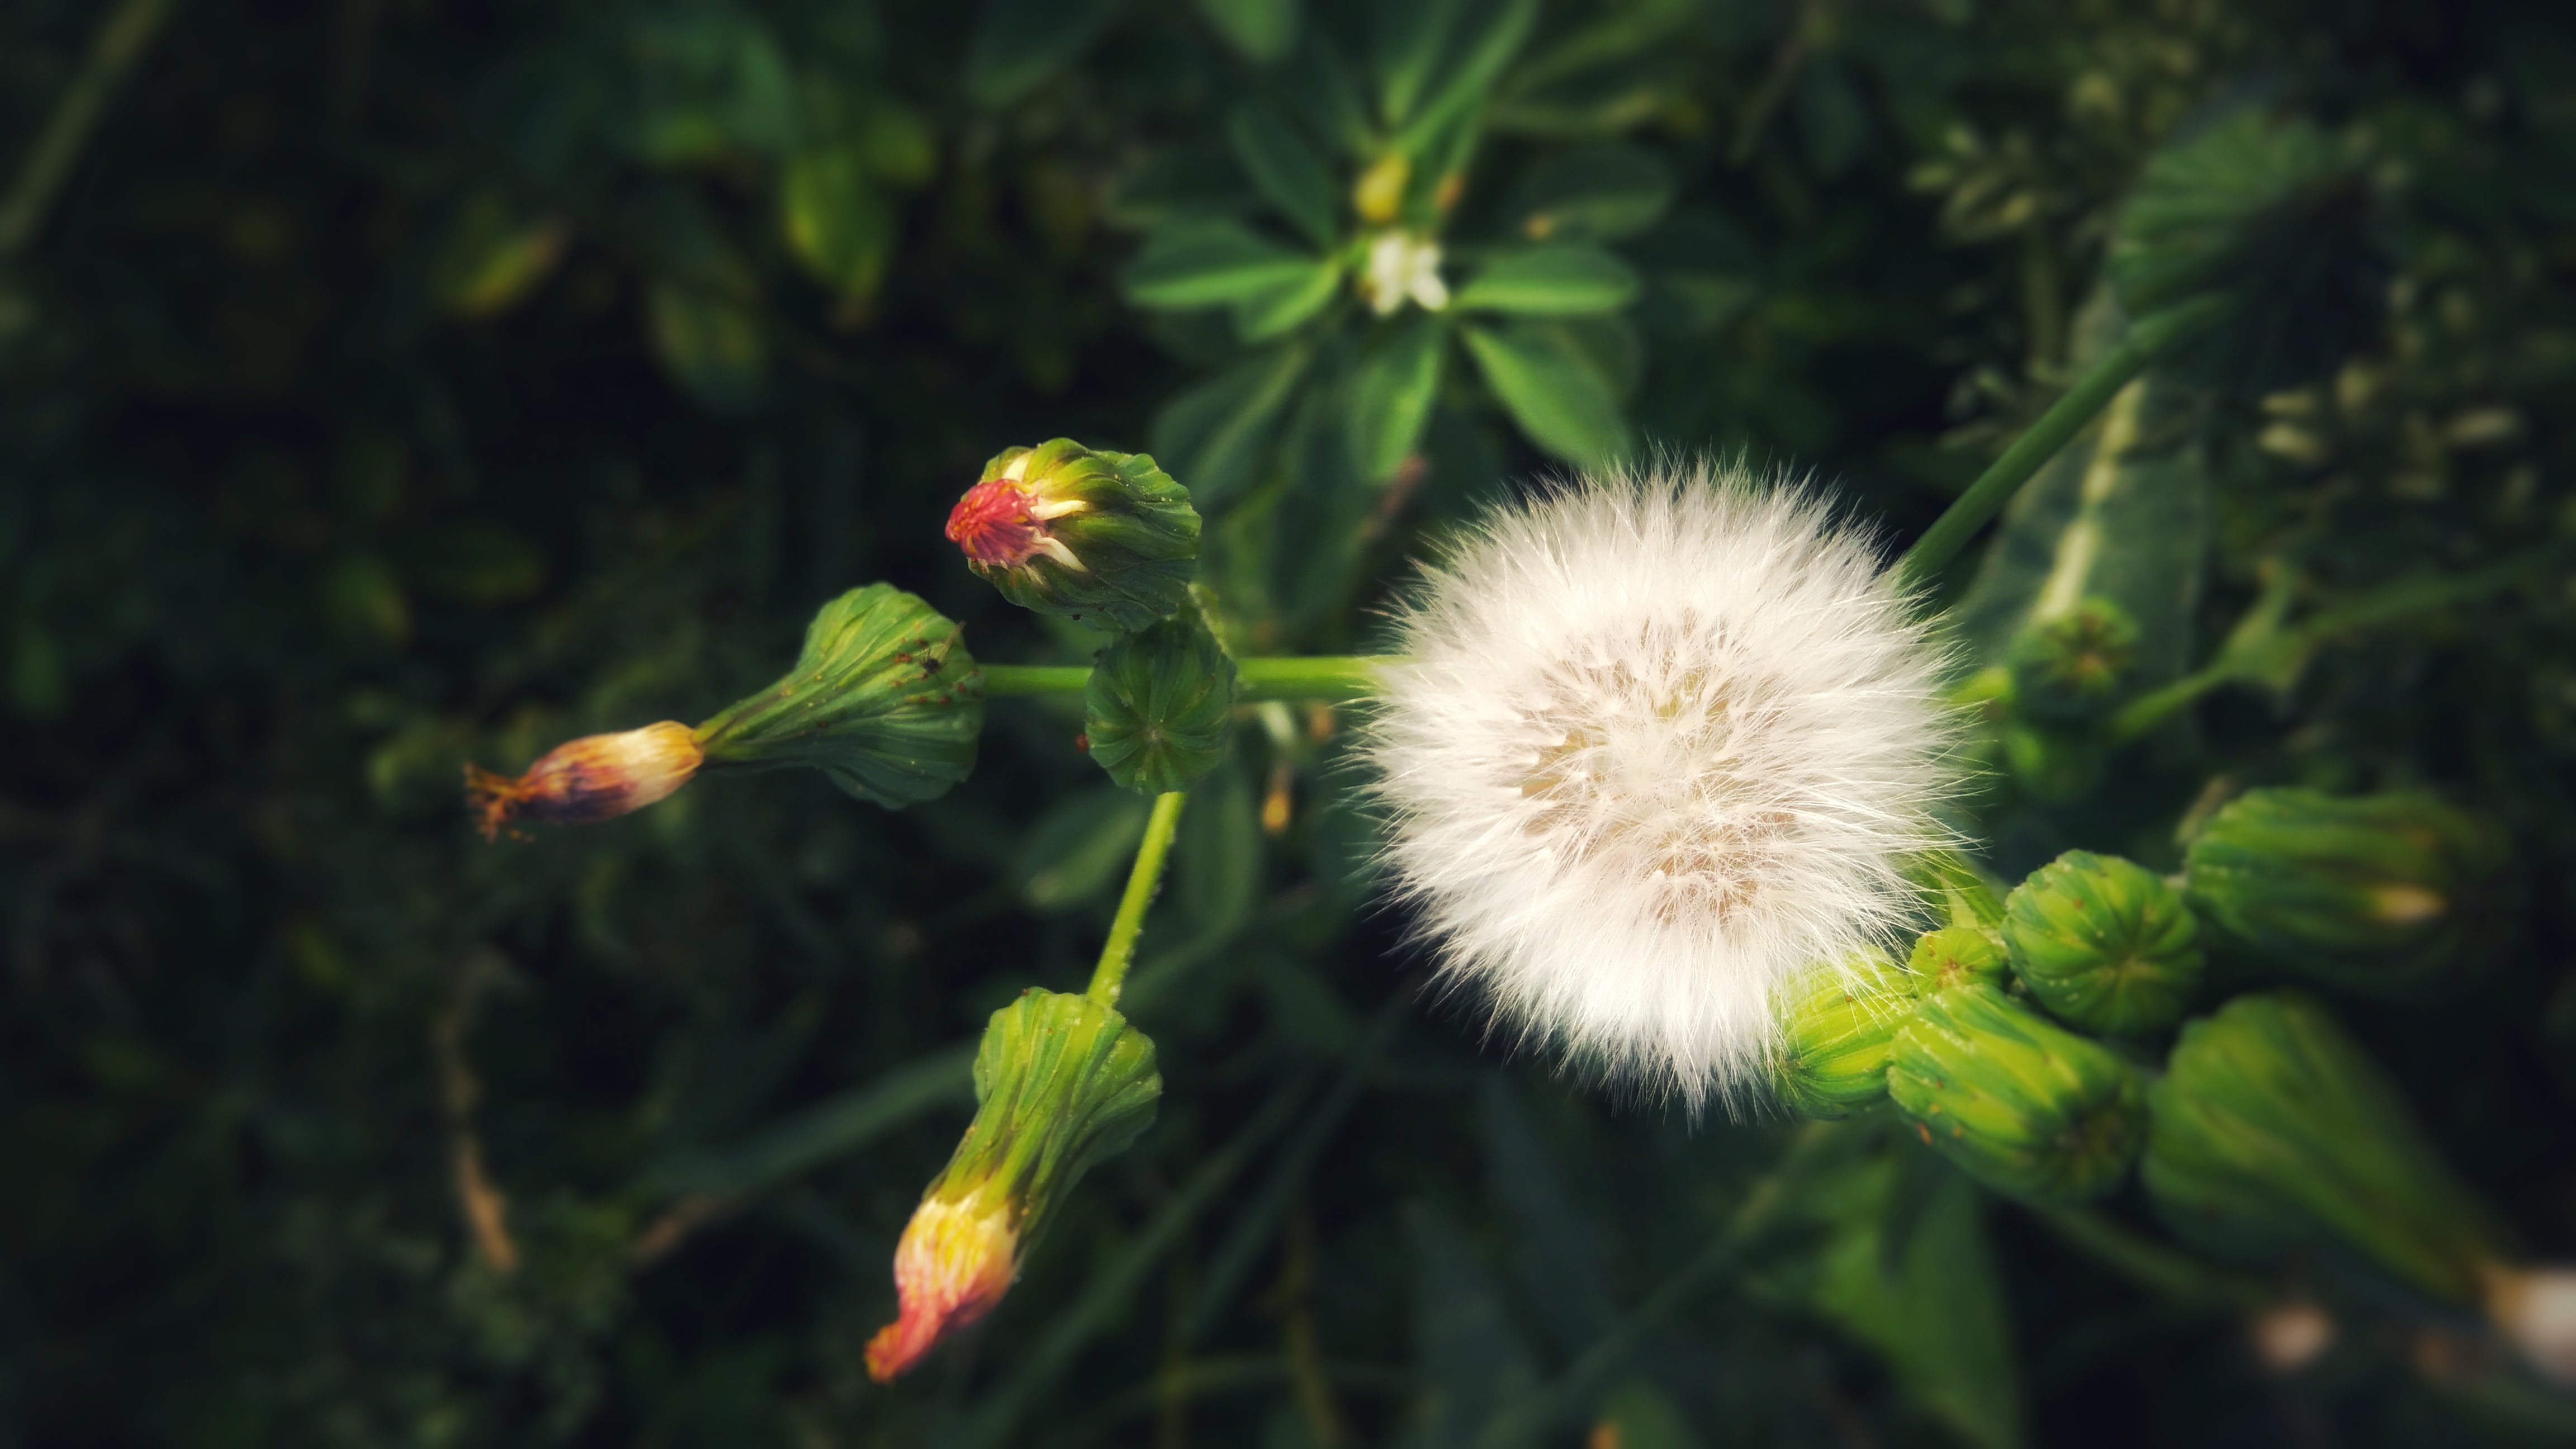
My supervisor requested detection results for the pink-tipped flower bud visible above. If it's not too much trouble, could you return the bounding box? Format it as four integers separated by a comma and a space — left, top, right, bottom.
462, 721, 702, 841
944, 440, 1200, 634
864, 1191, 1020, 1382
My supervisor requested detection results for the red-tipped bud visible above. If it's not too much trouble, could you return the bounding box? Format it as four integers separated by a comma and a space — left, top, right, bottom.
462, 721, 702, 841
864, 1192, 1019, 1382
945, 474, 1084, 571
944, 441, 1200, 633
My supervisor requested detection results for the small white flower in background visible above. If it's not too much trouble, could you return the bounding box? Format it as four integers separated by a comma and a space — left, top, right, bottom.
1365, 460, 1959, 1110
1363, 230, 1448, 315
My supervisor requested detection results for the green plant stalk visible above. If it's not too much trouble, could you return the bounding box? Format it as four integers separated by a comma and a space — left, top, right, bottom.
1895, 297, 2227, 593
0, 0, 176, 255
983, 656, 1390, 703
1087, 790, 1188, 1007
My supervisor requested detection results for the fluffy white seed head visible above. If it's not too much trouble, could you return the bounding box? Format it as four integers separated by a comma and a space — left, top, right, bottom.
1363, 459, 1959, 1111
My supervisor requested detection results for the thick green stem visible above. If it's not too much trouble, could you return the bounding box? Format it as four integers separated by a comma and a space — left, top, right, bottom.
982, 656, 1390, 703
1087, 791, 1187, 1007
1895, 299, 2226, 594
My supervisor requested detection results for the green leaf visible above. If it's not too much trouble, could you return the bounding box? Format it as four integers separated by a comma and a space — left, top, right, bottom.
1150, 342, 1312, 507
1452, 244, 1640, 315
1228, 105, 1339, 248
779, 148, 895, 300
1461, 321, 1629, 467
965, 0, 1123, 108
1391, 0, 1539, 158
1230, 258, 1342, 341
1346, 311, 1446, 481
1015, 788, 1152, 911
1371, 0, 1459, 129
1124, 219, 1328, 309
642, 1046, 976, 1197
645, 280, 767, 414
1173, 754, 1259, 935
1193, 0, 1298, 62
1950, 334, 2209, 705
1507, 144, 1674, 242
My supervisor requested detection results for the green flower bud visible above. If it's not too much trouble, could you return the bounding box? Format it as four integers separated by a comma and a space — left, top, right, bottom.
2182, 787, 2509, 992
2143, 992, 2504, 1304
2007, 597, 2141, 722
1908, 925, 2007, 994
1084, 613, 1238, 795
2003, 850, 2205, 1036
1772, 954, 1917, 1119
694, 583, 983, 807
867, 988, 1161, 1380
945, 439, 1201, 633
1888, 984, 2147, 1204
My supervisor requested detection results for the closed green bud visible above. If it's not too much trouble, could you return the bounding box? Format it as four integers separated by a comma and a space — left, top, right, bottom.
1084, 613, 1238, 795
694, 583, 983, 807
2143, 992, 2504, 1304
1888, 984, 2147, 1204
867, 988, 1162, 1380
2007, 598, 2141, 722
2183, 787, 2508, 991
1772, 954, 1917, 1119
1909, 925, 2007, 993
2004, 850, 2204, 1036
945, 439, 1201, 633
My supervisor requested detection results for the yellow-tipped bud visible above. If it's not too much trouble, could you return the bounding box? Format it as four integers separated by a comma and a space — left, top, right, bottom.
462, 721, 702, 841
864, 1192, 1020, 1382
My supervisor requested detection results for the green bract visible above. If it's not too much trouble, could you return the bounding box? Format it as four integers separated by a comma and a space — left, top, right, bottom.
948, 439, 1201, 634
1888, 984, 2147, 1204
2143, 992, 2503, 1304
1909, 925, 2008, 994
1902, 850, 2007, 932
2182, 787, 2508, 992
927, 988, 1164, 1238
2004, 850, 2204, 1036
694, 583, 983, 807
1085, 614, 1239, 795
2006, 597, 2141, 722
1772, 955, 1917, 1119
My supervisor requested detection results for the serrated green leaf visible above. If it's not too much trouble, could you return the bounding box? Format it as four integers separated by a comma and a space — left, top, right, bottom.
1347, 311, 1446, 481
965, 0, 1122, 108
1228, 106, 1338, 248
1461, 320, 1628, 467
1452, 244, 1640, 315
1125, 219, 1328, 309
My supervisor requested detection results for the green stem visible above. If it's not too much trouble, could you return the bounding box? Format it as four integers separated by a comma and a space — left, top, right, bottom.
1895, 298, 2227, 594
982, 656, 1390, 704
1087, 791, 1187, 1007
0, 0, 176, 256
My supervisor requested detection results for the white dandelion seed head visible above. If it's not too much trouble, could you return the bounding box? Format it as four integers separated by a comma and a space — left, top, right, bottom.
1362, 457, 1961, 1112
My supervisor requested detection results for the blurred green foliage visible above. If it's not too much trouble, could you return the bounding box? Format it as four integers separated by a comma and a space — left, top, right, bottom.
3, 0, 2574, 1446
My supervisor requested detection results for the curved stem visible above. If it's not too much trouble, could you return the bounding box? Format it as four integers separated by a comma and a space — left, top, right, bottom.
1087, 791, 1187, 1007
0, 0, 176, 256
982, 657, 1391, 704
1895, 297, 2227, 594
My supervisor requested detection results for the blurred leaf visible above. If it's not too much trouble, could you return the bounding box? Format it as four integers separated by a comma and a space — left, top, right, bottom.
320, 553, 409, 648
1015, 787, 1152, 911
1229, 105, 1339, 249
967, 0, 1123, 108
1461, 320, 1630, 467
1452, 244, 1640, 315
1347, 311, 1446, 481
1812, 1156, 2026, 1449
780, 148, 896, 302
1195, 0, 1298, 63
1404, 1202, 1541, 1448
1508, 144, 1674, 241
623, 10, 797, 164
646, 280, 768, 413
397, 521, 545, 605
1232, 259, 1343, 341
643, 1046, 974, 1197
1390, 0, 1539, 157
1173, 754, 1260, 934
1150, 341, 1312, 507
433, 201, 566, 319
1479, 1079, 1615, 1354
1593, 1380, 1703, 1449
1126, 218, 1331, 309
